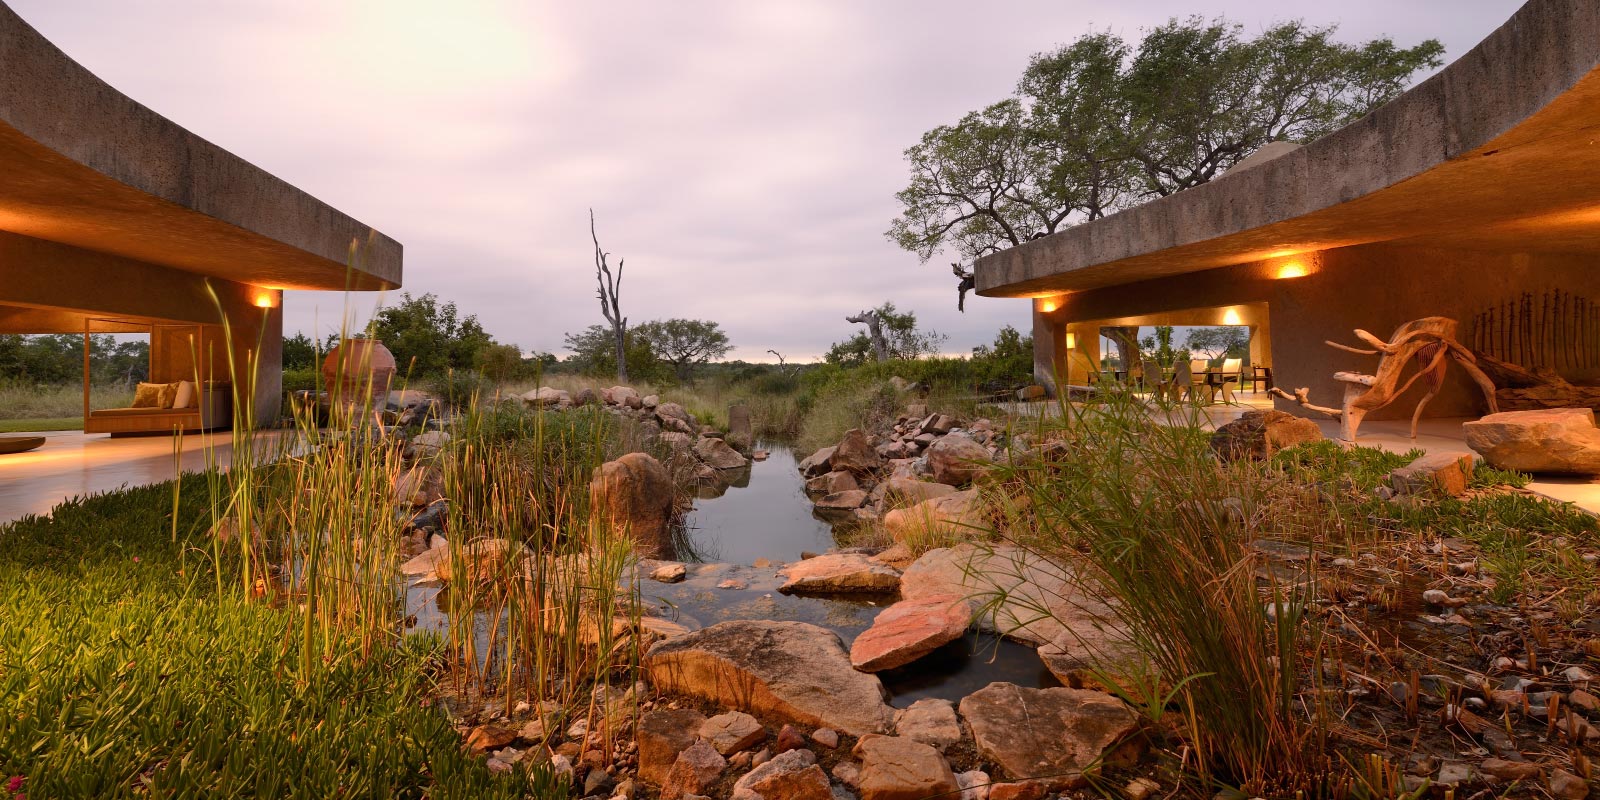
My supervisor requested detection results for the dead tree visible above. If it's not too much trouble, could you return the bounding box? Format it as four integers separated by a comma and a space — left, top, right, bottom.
590, 209, 627, 383
767, 349, 801, 376
952, 262, 975, 312
1270, 316, 1499, 441
846, 309, 889, 362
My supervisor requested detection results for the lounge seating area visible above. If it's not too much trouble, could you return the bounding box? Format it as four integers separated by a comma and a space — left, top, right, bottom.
1083, 356, 1270, 407
84, 380, 231, 435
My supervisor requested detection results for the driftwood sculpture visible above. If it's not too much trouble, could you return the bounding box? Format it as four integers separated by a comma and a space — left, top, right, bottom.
1270, 317, 1499, 441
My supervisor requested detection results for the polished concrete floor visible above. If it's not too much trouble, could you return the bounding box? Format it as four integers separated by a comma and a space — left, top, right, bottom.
0, 429, 290, 524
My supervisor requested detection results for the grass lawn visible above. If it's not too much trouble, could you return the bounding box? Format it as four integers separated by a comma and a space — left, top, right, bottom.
0, 417, 79, 433
0, 477, 557, 798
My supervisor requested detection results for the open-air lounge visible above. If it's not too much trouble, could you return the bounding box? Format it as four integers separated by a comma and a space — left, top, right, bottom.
0, 2, 401, 519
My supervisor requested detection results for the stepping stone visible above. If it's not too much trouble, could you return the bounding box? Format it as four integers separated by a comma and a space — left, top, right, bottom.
959, 683, 1140, 790
853, 734, 960, 800
892, 698, 963, 752
850, 594, 971, 671
778, 552, 900, 594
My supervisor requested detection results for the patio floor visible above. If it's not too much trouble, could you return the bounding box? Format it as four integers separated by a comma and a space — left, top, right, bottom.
0, 429, 293, 525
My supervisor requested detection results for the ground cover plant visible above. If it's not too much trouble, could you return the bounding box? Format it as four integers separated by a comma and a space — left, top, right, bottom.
0, 479, 556, 798
979, 388, 1599, 798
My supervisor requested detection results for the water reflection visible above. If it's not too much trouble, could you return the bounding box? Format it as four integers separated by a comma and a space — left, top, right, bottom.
677, 443, 836, 564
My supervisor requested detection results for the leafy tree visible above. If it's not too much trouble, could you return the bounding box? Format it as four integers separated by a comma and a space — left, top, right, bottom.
0, 334, 149, 386
1184, 326, 1250, 363
633, 319, 731, 381
970, 324, 1035, 387
369, 292, 493, 378
825, 303, 947, 367
1139, 325, 1188, 369
282, 332, 318, 371
888, 17, 1443, 266
474, 342, 526, 383
561, 325, 665, 383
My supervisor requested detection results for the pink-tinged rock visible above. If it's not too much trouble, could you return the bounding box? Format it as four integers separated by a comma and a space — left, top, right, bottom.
927, 434, 990, 486
851, 594, 972, 671
779, 552, 901, 595
730, 748, 832, 800
661, 740, 726, 798
884, 477, 957, 505
882, 490, 982, 544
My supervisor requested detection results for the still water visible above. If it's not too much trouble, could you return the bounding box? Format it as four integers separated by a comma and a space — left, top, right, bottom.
677, 443, 837, 564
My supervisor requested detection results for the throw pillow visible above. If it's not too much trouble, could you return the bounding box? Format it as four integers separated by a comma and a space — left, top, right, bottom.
131, 382, 165, 408
172, 380, 196, 409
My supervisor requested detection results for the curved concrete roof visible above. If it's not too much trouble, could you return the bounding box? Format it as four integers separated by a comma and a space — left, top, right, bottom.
976, 0, 1600, 298
0, 2, 401, 291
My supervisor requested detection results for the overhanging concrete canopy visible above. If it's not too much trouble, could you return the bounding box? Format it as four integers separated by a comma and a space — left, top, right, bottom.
0, 2, 401, 292
976, 0, 1600, 298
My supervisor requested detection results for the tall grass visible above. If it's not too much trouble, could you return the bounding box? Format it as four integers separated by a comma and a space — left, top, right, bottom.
992, 387, 1334, 796
0, 379, 131, 421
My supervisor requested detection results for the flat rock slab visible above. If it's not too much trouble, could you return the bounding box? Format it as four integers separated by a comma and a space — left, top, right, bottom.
700, 710, 766, 755
850, 594, 971, 671
1463, 408, 1600, 475
900, 544, 1126, 647
959, 683, 1140, 789
638, 708, 707, 786
645, 620, 896, 737
778, 553, 901, 595
892, 698, 964, 752
852, 734, 960, 800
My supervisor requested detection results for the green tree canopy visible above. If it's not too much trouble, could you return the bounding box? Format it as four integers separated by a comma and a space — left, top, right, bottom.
369, 292, 493, 378
632, 319, 732, 381
561, 324, 666, 383
889, 17, 1443, 264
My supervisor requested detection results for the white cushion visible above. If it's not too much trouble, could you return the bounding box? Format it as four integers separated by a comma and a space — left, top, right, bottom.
172, 380, 196, 409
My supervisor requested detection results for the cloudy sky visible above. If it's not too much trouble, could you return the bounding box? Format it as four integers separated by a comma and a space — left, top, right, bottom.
13, 0, 1522, 362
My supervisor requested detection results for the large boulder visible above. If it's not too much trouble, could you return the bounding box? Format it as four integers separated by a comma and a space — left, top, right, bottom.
1463, 408, 1600, 475
926, 434, 991, 486
832, 428, 885, 474
1209, 409, 1323, 462
883, 477, 956, 506
805, 470, 858, 496
778, 552, 901, 595
959, 683, 1140, 789
695, 436, 750, 470
850, 594, 971, 671
657, 402, 694, 426
730, 748, 832, 800
882, 490, 982, 544
574, 387, 601, 406
434, 538, 532, 585
524, 387, 569, 406
901, 544, 1127, 648
852, 734, 960, 800
728, 404, 754, 453
589, 452, 677, 559
797, 446, 836, 477
606, 385, 640, 407
644, 620, 896, 736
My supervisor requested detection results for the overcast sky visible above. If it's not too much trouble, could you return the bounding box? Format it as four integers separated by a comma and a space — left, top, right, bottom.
12, 0, 1523, 362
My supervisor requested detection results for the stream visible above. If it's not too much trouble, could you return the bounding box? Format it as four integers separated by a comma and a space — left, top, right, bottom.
405, 441, 1057, 708
659, 441, 1057, 709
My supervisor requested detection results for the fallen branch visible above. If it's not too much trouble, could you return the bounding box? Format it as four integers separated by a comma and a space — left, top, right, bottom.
1269, 387, 1344, 418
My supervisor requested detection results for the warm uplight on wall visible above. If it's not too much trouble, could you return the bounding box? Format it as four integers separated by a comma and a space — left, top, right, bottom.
1275, 262, 1310, 279
253, 290, 279, 309
1222, 308, 1243, 325
1065, 332, 1076, 349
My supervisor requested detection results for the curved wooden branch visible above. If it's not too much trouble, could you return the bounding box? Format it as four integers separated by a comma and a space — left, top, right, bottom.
1268, 386, 1343, 418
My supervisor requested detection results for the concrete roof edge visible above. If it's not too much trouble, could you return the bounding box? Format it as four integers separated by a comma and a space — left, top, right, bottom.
974, 0, 1600, 297
0, 1, 402, 285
